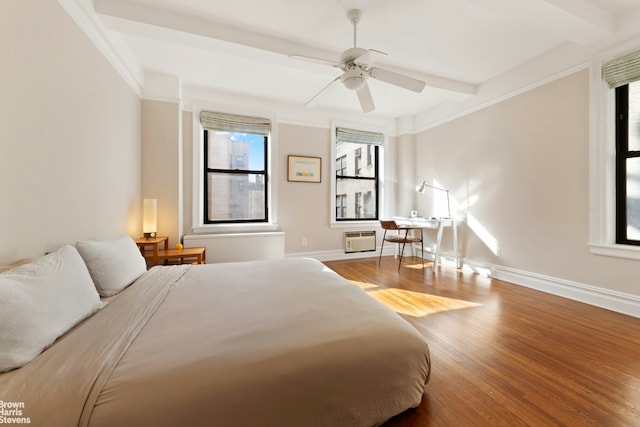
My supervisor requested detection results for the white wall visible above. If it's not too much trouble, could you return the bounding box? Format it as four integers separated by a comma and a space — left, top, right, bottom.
0, 1, 141, 263
415, 69, 639, 298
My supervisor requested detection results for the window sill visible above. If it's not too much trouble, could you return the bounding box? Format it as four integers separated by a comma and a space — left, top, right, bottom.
192, 223, 281, 234
589, 243, 640, 261
330, 220, 380, 229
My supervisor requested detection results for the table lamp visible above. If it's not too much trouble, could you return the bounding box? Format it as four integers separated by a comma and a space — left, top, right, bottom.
143, 198, 157, 239
416, 181, 451, 218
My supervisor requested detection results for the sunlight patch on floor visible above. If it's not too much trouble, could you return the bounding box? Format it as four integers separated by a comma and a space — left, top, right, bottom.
349, 280, 379, 290
403, 261, 434, 270
367, 288, 481, 317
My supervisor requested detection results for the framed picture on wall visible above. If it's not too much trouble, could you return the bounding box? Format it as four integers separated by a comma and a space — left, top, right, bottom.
288, 155, 321, 183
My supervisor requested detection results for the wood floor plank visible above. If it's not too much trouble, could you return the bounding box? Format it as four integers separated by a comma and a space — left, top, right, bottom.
323, 256, 640, 427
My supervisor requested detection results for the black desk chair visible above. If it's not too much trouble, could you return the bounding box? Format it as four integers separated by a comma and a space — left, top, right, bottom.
378, 220, 424, 271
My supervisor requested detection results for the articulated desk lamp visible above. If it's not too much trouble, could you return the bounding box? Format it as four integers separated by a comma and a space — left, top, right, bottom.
416, 181, 451, 218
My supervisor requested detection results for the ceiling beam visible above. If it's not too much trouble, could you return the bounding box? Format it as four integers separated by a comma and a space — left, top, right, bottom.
93, 0, 476, 95
469, 0, 616, 46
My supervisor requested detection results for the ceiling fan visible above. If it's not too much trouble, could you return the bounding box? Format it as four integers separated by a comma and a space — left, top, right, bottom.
289, 9, 426, 113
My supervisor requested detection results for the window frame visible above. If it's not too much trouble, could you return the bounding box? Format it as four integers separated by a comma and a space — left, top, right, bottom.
614, 83, 640, 245
589, 44, 640, 259
191, 106, 279, 234
202, 129, 269, 224
330, 121, 388, 226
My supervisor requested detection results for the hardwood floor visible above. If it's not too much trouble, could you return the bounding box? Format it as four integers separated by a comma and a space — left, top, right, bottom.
323, 256, 640, 427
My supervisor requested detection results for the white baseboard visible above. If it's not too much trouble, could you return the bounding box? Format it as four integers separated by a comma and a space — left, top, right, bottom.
286, 247, 640, 319
285, 246, 393, 261
490, 265, 640, 319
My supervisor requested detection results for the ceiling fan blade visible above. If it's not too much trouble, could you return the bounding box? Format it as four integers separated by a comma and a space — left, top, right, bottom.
353, 49, 388, 68
369, 67, 426, 93
289, 54, 340, 68
305, 76, 341, 108
356, 82, 375, 113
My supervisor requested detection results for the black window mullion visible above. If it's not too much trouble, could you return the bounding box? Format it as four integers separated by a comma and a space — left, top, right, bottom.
203, 131, 268, 224
203, 129, 210, 223
615, 85, 628, 243
615, 84, 640, 244
374, 144, 379, 219
335, 144, 379, 221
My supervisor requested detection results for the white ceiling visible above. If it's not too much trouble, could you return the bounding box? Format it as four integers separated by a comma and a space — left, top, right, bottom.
89, 0, 640, 119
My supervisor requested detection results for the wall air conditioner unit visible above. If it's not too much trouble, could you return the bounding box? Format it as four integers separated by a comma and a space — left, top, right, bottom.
344, 231, 376, 253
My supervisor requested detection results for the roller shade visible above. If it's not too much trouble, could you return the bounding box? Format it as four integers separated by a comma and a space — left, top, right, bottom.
603, 50, 640, 89
336, 127, 384, 145
200, 111, 271, 136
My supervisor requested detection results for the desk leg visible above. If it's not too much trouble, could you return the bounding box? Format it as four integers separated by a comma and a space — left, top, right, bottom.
434, 223, 445, 269
453, 220, 460, 269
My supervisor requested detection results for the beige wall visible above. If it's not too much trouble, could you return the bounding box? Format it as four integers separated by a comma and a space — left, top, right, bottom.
182, 111, 194, 239
277, 124, 335, 252
0, 0, 141, 264
141, 100, 182, 246
173, 119, 401, 253
415, 69, 639, 296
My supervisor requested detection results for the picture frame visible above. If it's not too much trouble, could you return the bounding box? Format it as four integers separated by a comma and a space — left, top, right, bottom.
288, 155, 322, 183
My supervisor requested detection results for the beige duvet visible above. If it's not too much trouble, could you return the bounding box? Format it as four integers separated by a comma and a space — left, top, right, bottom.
0, 258, 430, 427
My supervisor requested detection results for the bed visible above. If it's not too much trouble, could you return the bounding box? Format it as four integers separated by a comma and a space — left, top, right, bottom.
0, 237, 430, 427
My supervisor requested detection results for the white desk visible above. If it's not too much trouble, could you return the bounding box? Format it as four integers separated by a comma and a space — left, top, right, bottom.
392, 217, 459, 269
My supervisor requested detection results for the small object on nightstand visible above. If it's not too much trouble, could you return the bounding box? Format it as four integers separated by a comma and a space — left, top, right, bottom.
176, 243, 183, 251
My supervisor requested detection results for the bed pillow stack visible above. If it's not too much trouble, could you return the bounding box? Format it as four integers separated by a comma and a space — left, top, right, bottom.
0, 245, 104, 372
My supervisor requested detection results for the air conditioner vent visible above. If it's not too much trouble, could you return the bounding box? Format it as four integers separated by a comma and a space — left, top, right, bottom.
344, 231, 376, 253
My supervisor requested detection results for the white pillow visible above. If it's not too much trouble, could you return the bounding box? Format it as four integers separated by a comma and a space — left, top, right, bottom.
76, 235, 147, 297
0, 245, 103, 372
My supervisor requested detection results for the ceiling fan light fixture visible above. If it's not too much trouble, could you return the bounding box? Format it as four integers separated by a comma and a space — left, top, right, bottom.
342, 68, 367, 91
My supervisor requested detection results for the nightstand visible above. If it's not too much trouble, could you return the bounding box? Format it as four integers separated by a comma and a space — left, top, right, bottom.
135, 236, 169, 267
134, 237, 206, 267
153, 247, 206, 266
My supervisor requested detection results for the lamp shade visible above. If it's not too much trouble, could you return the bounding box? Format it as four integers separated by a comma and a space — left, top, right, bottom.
143, 199, 157, 238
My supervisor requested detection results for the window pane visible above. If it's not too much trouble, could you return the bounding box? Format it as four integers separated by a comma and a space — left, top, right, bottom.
336, 177, 376, 219
207, 131, 265, 170
630, 81, 640, 151
626, 157, 640, 240
336, 141, 376, 177
207, 172, 265, 221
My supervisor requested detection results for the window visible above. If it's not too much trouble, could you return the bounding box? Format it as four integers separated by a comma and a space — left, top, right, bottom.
334, 126, 383, 221
604, 50, 640, 246
200, 111, 270, 223
615, 82, 640, 244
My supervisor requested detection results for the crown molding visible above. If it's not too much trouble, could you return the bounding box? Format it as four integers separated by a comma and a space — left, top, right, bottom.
57, 0, 144, 97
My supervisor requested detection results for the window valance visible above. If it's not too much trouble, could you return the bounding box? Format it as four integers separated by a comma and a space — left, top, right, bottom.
200, 111, 271, 136
336, 127, 384, 145
603, 49, 640, 89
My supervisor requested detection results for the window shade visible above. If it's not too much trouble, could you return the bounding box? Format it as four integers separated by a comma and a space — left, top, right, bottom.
603, 50, 640, 88
200, 111, 271, 136
336, 127, 384, 145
